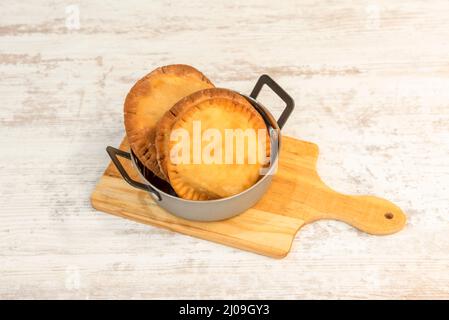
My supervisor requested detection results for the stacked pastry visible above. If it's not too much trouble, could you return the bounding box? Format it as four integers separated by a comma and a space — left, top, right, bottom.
124, 64, 269, 201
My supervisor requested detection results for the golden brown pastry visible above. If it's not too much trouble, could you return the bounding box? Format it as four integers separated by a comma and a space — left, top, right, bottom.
164, 88, 270, 200
155, 90, 215, 180
124, 64, 214, 180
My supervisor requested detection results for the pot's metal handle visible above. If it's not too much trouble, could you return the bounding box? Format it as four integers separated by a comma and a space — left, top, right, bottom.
250, 74, 295, 129
106, 146, 162, 201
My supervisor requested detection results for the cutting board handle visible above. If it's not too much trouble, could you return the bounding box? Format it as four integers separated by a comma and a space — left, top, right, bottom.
315, 191, 406, 235
277, 139, 406, 235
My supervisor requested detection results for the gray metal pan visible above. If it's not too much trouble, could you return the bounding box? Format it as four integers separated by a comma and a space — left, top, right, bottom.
106, 74, 294, 221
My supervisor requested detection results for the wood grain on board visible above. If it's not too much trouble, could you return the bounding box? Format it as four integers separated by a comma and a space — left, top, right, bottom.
91, 136, 406, 258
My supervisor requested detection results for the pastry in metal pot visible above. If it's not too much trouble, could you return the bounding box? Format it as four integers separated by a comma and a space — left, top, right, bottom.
164, 88, 270, 200
155, 90, 215, 180
124, 64, 214, 180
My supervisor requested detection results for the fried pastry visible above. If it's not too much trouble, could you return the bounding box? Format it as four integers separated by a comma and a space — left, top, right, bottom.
124, 64, 214, 180
164, 88, 270, 200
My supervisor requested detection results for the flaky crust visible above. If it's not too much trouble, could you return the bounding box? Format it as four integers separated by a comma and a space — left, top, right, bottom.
124, 64, 214, 180
164, 88, 270, 200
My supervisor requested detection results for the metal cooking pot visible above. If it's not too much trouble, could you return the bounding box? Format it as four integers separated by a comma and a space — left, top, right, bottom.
106, 74, 294, 221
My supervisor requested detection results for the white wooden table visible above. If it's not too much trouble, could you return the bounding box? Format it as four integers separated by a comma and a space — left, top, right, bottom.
1, 0, 448, 299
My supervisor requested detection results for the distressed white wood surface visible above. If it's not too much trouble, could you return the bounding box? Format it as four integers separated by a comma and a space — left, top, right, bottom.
1, 0, 448, 299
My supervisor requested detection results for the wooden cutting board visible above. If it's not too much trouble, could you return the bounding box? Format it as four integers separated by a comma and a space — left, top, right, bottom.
91, 135, 406, 258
